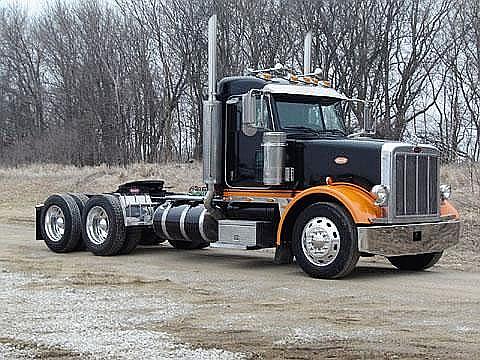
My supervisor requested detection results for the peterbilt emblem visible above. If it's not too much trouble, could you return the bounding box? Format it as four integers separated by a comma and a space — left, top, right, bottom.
334, 156, 349, 165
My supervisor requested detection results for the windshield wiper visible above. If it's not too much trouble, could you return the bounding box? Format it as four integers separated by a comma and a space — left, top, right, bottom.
283, 126, 323, 135
318, 129, 347, 136
283, 126, 346, 137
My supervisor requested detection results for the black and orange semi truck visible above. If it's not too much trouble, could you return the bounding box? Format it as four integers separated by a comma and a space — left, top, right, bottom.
35, 16, 460, 279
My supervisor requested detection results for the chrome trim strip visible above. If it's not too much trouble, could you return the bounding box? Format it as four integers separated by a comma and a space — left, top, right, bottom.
198, 209, 209, 242
224, 195, 292, 216
179, 205, 191, 241
161, 203, 174, 241
415, 155, 419, 214
403, 153, 407, 215
427, 156, 430, 214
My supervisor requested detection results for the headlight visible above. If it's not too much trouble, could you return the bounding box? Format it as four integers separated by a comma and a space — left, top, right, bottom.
371, 185, 389, 206
440, 184, 451, 201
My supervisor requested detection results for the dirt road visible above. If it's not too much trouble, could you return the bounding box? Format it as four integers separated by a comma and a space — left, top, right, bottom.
1, 222, 479, 359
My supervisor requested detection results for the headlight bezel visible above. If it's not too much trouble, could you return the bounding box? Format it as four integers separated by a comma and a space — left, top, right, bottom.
371, 184, 390, 206
440, 184, 451, 201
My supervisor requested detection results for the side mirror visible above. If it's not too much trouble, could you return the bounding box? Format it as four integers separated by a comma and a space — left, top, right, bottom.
242, 91, 270, 136
242, 92, 257, 136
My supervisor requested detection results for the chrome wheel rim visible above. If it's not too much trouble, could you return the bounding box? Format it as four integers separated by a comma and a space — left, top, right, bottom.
301, 216, 340, 266
86, 206, 110, 245
44, 205, 65, 242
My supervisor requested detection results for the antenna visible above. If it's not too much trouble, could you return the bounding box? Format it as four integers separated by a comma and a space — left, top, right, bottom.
303, 31, 312, 74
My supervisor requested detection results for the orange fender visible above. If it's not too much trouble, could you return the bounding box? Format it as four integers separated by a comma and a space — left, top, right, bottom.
440, 200, 459, 219
276, 183, 381, 246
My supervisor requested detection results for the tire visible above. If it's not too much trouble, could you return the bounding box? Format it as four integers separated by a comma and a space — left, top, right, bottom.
68, 193, 89, 251
387, 252, 443, 271
292, 202, 359, 279
118, 227, 141, 255
82, 194, 126, 256
40, 194, 82, 253
139, 228, 165, 246
168, 238, 209, 250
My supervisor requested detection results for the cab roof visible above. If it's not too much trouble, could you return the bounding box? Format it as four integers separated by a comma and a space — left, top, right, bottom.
263, 83, 348, 101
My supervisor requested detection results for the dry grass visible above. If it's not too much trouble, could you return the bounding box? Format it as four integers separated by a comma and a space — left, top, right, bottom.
0, 162, 202, 223
442, 163, 480, 254
0, 162, 478, 265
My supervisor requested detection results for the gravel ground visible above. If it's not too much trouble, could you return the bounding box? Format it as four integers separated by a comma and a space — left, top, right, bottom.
1, 223, 479, 359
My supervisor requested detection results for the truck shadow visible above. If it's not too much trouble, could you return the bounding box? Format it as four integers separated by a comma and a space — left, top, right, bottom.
133, 246, 436, 279
134, 245, 278, 269
348, 265, 436, 279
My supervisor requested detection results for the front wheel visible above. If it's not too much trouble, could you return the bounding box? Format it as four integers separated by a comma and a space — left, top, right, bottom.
387, 252, 443, 271
292, 202, 359, 279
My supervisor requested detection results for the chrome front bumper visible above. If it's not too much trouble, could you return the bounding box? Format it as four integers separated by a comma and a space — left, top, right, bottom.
358, 220, 461, 256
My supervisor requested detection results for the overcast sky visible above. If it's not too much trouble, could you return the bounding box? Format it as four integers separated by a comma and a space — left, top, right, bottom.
4, 0, 49, 14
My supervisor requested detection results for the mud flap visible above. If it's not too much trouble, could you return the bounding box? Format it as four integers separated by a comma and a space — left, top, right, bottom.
35, 204, 44, 240
274, 243, 294, 265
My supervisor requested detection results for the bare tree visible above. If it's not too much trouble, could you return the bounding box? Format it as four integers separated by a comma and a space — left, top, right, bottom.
0, 0, 479, 165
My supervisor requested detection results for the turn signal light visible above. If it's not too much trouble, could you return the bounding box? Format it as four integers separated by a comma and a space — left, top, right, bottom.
260, 73, 272, 80
289, 74, 298, 82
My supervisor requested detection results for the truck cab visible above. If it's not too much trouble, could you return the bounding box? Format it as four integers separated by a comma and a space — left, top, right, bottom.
220, 77, 377, 190
35, 15, 460, 279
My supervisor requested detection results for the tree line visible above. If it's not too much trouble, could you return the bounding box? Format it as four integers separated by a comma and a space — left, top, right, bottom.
0, 0, 478, 166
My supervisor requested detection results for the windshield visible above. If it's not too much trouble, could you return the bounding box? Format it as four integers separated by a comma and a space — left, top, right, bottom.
274, 96, 346, 135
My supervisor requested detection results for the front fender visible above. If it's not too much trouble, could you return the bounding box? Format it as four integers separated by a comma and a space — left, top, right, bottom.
440, 200, 460, 219
276, 183, 381, 246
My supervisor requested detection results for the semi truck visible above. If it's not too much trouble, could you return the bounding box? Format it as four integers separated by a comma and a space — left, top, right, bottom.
35, 15, 460, 279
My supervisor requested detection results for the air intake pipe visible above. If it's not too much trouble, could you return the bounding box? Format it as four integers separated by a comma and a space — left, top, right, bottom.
203, 15, 223, 220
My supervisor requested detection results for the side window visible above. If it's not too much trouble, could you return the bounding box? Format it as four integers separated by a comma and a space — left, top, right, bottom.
226, 97, 242, 131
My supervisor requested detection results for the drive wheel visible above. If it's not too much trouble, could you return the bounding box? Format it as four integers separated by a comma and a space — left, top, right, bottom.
168, 238, 209, 250
82, 195, 126, 256
118, 227, 141, 255
41, 194, 82, 253
68, 193, 89, 250
292, 202, 359, 279
387, 252, 443, 271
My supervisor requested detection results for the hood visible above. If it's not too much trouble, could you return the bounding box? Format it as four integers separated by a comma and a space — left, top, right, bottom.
288, 137, 387, 189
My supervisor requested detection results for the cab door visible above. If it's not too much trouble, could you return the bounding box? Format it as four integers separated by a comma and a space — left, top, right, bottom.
225, 93, 273, 188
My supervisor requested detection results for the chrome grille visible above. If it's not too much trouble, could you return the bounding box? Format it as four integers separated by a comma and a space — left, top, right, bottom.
394, 152, 439, 217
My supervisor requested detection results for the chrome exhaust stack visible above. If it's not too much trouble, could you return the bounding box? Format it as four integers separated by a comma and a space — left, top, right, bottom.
203, 15, 222, 220
303, 31, 312, 74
